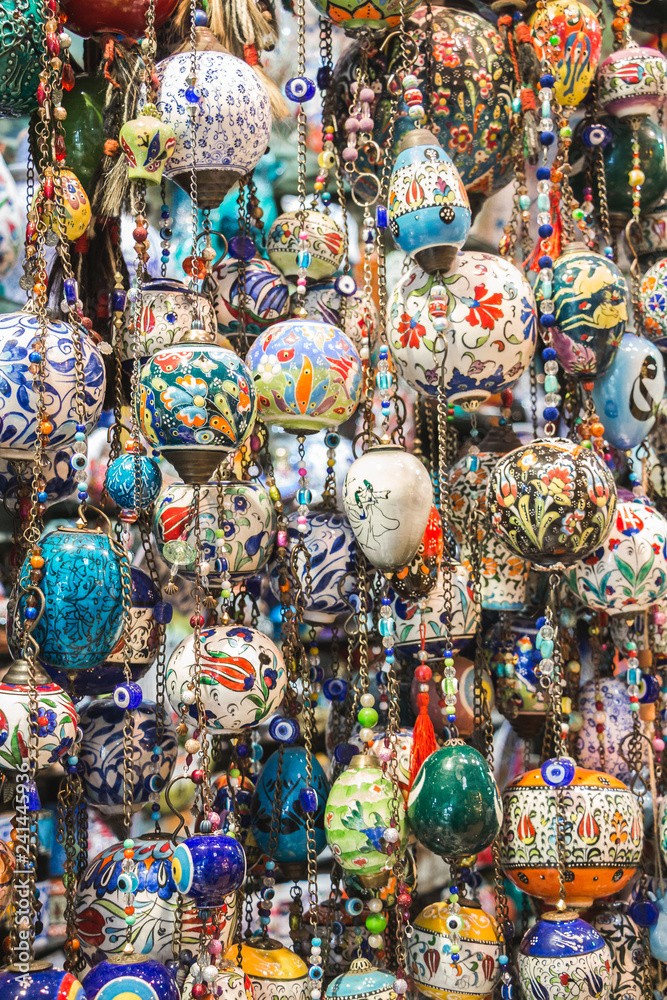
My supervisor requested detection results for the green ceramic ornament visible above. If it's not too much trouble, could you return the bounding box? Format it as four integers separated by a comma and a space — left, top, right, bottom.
0, 0, 45, 118
61, 75, 106, 192
407, 743, 502, 858
324, 754, 408, 888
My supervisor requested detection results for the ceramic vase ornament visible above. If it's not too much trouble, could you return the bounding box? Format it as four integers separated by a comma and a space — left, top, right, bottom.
326, 959, 397, 1000
499, 766, 643, 906
153, 479, 276, 581
343, 445, 433, 573
324, 753, 408, 887
598, 47, 667, 118
299, 280, 379, 353
156, 28, 272, 207
590, 902, 643, 1000
0, 448, 76, 509
591, 333, 664, 449
166, 624, 286, 733
82, 955, 179, 1000
119, 104, 176, 184
518, 911, 612, 1000
78, 698, 177, 814
536, 245, 628, 379
138, 339, 257, 483
408, 899, 502, 1000
267, 210, 345, 280
389, 563, 479, 655
171, 833, 246, 907
246, 319, 362, 433
486, 438, 618, 568
576, 674, 640, 782
121, 278, 219, 364
386, 253, 537, 407
0, 0, 45, 117
213, 254, 290, 334
529, 0, 602, 106
104, 450, 163, 511
0, 658, 77, 773
348, 727, 414, 799
13, 522, 124, 672
640, 258, 667, 344
407, 743, 502, 858
225, 939, 309, 1000
268, 504, 356, 623
388, 130, 471, 274
0, 309, 105, 457
0, 967, 86, 1000
565, 498, 667, 614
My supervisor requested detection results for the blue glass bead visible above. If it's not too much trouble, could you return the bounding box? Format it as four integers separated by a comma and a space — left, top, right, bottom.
629, 899, 659, 927
324, 431, 340, 448
334, 742, 357, 765
285, 76, 316, 102
499, 956, 509, 966
260, 915, 270, 925
185, 87, 201, 104
345, 897, 363, 916
166, 312, 177, 323
37, 491, 47, 503
26, 780, 41, 811
296, 251, 312, 270
542, 348, 556, 361
538, 224, 554, 239
317, 66, 330, 90
153, 745, 162, 755
268, 716, 300, 743
64, 278, 77, 305
539, 73, 555, 87
75, 423, 86, 433
300, 786, 318, 812
512, 97, 521, 113
159, 227, 172, 240
335, 274, 357, 297
153, 601, 173, 624
536, 166, 551, 181
540, 130, 555, 146
451, 954, 460, 963
512, 10, 522, 20
323, 677, 347, 701
378, 618, 395, 637
501, 986, 513, 999
265, 860, 275, 870
541, 756, 575, 787
194, 8, 208, 24
321, 192, 331, 205
447, 713, 456, 722
582, 123, 612, 149
228, 235, 257, 261
376, 670, 387, 684
25, 607, 38, 620
29, 351, 42, 363
74, 432, 85, 442
604, 246, 615, 259
297, 488, 313, 505
384, 648, 393, 657
376, 204, 388, 229
312, 938, 322, 948
78, 491, 88, 500
309, 967, 323, 981
113, 681, 143, 711
536, 616, 546, 628
540, 313, 555, 327
539, 255, 553, 269
544, 406, 559, 421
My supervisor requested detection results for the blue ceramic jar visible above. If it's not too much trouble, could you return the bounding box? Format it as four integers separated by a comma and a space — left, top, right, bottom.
518, 911, 612, 1000
171, 833, 246, 907
0, 967, 85, 999
82, 956, 180, 1000
591, 332, 664, 450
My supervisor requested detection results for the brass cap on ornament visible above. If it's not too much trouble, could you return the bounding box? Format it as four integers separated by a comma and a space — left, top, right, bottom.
162, 448, 228, 485
176, 323, 235, 349
349, 959, 377, 974
557, 242, 590, 258
541, 908, 579, 922
396, 128, 441, 154
5, 960, 53, 973
3, 657, 50, 686
245, 937, 283, 952
349, 753, 380, 767
106, 952, 150, 965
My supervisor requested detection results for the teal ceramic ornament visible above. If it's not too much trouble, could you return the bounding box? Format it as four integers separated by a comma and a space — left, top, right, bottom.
0, 0, 45, 118
104, 450, 163, 510
388, 129, 471, 274
251, 746, 330, 867
537, 245, 629, 379
591, 333, 664, 450
82, 955, 180, 1000
518, 911, 612, 1000
407, 743, 502, 858
326, 959, 397, 1000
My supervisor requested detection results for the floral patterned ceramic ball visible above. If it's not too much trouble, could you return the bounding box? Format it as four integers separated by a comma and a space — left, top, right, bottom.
518, 912, 611, 1000
0, 659, 78, 773
386, 253, 536, 407
166, 624, 286, 734
268, 504, 356, 623
78, 698, 178, 814
407, 900, 502, 1000
499, 766, 643, 906
576, 675, 642, 782
389, 563, 478, 655
153, 479, 276, 581
299, 279, 379, 353
226, 939, 309, 1000
213, 254, 291, 335
598, 47, 667, 118
246, 319, 362, 432
529, 0, 602, 107
485, 622, 547, 738
486, 438, 617, 568
565, 499, 667, 614
640, 257, 667, 346
182, 962, 251, 1000
0, 310, 105, 454
104, 566, 160, 672
590, 903, 642, 1000
267, 210, 344, 280
120, 278, 219, 364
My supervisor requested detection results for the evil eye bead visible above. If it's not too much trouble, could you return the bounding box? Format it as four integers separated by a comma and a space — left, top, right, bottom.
113, 682, 143, 711
145, 773, 166, 793
445, 914, 463, 933
540, 756, 576, 788
70, 453, 87, 471
345, 897, 364, 916
582, 123, 612, 149
117, 871, 139, 893
171, 843, 194, 894
334, 274, 357, 297
285, 76, 316, 103
323, 677, 347, 701
268, 716, 300, 743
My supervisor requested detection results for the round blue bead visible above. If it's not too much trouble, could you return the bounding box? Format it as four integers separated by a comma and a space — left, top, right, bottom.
536, 166, 551, 181
37, 491, 47, 503
300, 786, 318, 812
29, 351, 42, 363
538, 224, 554, 239
540, 131, 555, 146
540, 313, 555, 327
544, 406, 559, 421
185, 87, 200, 104
538, 255, 553, 269
629, 899, 659, 927
536, 617, 546, 628
542, 347, 557, 361
316, 66, 330, 90
75, 424, 86, 433
539, 73, 555, 87
25, 607, 38, 620
194, 8, 208, 24
236, 743, 249, 757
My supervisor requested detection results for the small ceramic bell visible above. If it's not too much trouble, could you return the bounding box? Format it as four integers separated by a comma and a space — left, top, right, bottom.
119, 103, 176, 184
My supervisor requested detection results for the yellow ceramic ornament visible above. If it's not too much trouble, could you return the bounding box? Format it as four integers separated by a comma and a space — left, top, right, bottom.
529, 0, 602, 107
225, 939, 309, 1000
33, 168, 91, 242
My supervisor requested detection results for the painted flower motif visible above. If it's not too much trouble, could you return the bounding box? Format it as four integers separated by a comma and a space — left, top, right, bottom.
473, 68, 493, 97
495, 467, 517, 508
153, 350, 190, 374
434, 87, 451, 114
507, 556, 525, 577
481, 556, 499, 578
396, 313, 426, 349
257, 353, 281, 382
264, 667, 278, 689
517, 451, 538, 472
617, 508, 643, 536
48, 735, 73, 763
448, 125, 473, 154
464, 284, 504, 329
37, 708, 57, 737
536, 466, 574, 504
272, 221, 293, 244
480, 124, 501, 153
562, 509, 584, 535
160, 373, 209, 429
584, 546, 604, 566
609, 538, 621, 550
233, 495, 249, 512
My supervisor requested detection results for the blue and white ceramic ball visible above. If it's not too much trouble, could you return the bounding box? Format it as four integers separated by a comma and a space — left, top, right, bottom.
576, 674, 646, 782
326, 958, 398, 1000
78, 698, 177, 814
591, 332, 664, 451
0, 448, 76, 507
268, 505, 356, 623
0, 309, 105, 453
82, 956, 180, 1000
172, 833, 246, 908
518, 912, 612, 1000
104, 452, 163, 510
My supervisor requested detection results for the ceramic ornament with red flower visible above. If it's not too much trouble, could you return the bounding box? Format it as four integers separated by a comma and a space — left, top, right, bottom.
565, 496, 667, 615
386, 252, 537, 409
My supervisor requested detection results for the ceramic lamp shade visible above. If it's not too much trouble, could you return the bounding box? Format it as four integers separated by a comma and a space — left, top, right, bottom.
591, 333, 664, 450
529, 0, 602, 106
82, 956, 179, 1000
121, 278, 219, 365
408, 900, 502, 1000
518, 912, 611, 1000
388, 129, 471, 274
407, 743, 502, 858
326, 959, 397, 1000
60, 0, 178, 37
213, 254, 291, 334
343, 445, 433, 573
386, 253, 537, 407
598, 47, 667, 118
499, 766, 643, 906
267, 210, 345, 280
225, 939, 310, 1000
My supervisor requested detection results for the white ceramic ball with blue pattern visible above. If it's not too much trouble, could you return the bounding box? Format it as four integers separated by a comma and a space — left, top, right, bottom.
0, 448, 76, 507
518, 911, 611, 1000
104, 453, 163, 510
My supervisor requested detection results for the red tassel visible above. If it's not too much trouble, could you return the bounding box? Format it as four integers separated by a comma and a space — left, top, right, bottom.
408, 692, 437, 791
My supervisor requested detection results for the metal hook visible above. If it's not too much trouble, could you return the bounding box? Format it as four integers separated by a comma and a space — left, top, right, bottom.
164, 774, 192, 844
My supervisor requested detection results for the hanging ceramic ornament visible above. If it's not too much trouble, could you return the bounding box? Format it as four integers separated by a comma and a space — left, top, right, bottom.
138, 340, 257, 483
0, 310, 105, 457
324, 753, 408, 887
640, 258, 667, 345
590, 902, 643, 1000
119, 104, 176, 185
0, 151, 22, 275
536, 245, 629, 379
0, 658, 77, 773
576, 674, 640, 782
387, 130, 471, 273
386, 253, 537, 407
343, 445, 433, 573
156, 27, 272, 207
166, 624, 286, 733
598, 47, 667, 118
267, 210, 345, 279
153, 479, 276, 581
486, 438, 617, 568
78, 698, 177, 814
529, 0, 602, 106
120, 278, 219, 365
590, 333, 664, 449
0, 0, 45, 117
12, 521, 124, 671
182, 962, 250, 1000
486, 622, 547, 739
251, 746, 330, 867
392, 505, 443, 600
34, 168, 92, 241
565, 498, 667, 614
246, 319, 362, 432
82, 955, 179, 1000
306, 0, 418, 34
104, 448, 163, 511
0, 450, 71, 509
499, 766, 643, 906
213, 255, 291, 334
268, 504, 356, 623
171, 833, 246, 908
518, 912, 612, 1000
0, 966, 86, 1000
407, 899, 502, 1000
326, 959, 397, 1000
298, 280, 379, 353
60, 0, 178, 37
389, 563, 479, 656
225, 939, 309, 1000
407, 743, 501, 858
